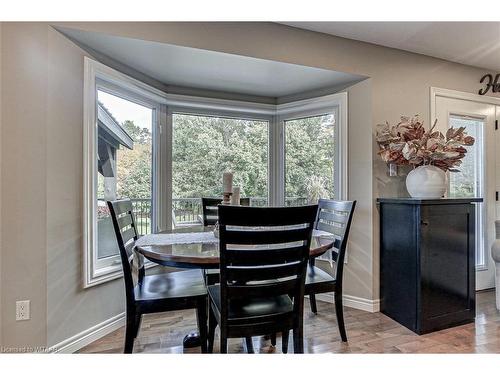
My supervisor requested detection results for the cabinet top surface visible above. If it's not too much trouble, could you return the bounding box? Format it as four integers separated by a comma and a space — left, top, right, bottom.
377, 197, 483, 205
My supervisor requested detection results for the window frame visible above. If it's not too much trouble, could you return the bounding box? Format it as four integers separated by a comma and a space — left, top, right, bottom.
447, 112, 487, 269
83, 58, 166, 288
167, 106, 275, 223
277, 94, 349, 204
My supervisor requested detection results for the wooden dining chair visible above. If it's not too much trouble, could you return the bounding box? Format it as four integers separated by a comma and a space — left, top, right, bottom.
201, 197, 252, 226
107, 199, 208, 353
207, 204, 318, 353
239, 197, 250, 206
305, 199, 356, 342
201, 198, 222, 226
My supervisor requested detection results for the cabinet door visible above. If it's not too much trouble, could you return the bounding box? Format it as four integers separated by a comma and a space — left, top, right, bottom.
419, 204, 475, 332
380, 204, 419, 331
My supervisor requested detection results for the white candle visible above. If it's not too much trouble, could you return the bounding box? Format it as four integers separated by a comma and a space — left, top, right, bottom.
231, 186, 241, 205
222, 172, 233, 193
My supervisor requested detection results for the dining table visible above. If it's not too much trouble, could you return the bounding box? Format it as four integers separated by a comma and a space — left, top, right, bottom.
134, 224, 336, 351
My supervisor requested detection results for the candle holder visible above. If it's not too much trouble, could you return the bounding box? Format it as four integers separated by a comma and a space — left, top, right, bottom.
222, 192, 232, 205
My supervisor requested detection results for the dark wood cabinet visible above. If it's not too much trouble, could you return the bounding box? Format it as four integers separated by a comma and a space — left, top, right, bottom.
377, 198, 482, 335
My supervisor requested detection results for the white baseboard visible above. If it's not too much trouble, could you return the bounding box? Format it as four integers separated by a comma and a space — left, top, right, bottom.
50, 312, 125, 353
313, 293, 380, 313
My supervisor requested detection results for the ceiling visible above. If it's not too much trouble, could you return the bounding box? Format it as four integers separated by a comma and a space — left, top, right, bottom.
281, 22, 500, 71
57, 26, 364, 100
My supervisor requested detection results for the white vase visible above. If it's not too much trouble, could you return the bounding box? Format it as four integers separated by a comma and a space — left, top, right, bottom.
405, 165, 446, 198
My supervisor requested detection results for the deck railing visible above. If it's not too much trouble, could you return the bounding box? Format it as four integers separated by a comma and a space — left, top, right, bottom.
130, 198, 153, 236
129, 196, 309, 234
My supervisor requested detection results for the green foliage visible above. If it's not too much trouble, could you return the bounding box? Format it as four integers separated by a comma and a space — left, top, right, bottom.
101, 114, 336, 204
116, 121, 152, 199
285, 115, 335, 201
172, 114, 268, 199
121, 120, 151, 145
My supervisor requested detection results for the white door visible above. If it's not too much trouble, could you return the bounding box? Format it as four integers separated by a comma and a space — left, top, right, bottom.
435, 96, 496, 290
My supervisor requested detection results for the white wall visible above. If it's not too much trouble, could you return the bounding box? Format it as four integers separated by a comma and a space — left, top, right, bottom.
344, 79, 374, 301
1, 23, 48, 347
1, 23, 125, 349
46, 27, 126, 347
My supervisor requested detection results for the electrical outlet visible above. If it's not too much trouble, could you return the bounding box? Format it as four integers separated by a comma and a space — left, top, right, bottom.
16, 300, 30, 321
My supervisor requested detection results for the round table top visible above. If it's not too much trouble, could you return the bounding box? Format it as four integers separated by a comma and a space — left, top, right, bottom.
136, 225, 334, 269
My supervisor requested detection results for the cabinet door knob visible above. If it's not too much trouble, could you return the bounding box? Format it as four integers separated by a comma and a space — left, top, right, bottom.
421, 220, 429, 226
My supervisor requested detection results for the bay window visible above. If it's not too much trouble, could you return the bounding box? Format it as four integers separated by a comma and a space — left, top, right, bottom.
84, 57, 348, 287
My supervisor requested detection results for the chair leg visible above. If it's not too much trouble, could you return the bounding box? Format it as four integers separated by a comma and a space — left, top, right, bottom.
309, 294, 318, 314
245, 337, 254, 353
196, 300, 208, 353
133, 314, 142, 339
334, 292, 348, 342
220, 329, 228, 354
308, 258, 318, 314
270, 333, 276, 346
124, 311, 136, 354
207, 307, 217, 353
282, 331, 289, 354
293, 327, 304, 354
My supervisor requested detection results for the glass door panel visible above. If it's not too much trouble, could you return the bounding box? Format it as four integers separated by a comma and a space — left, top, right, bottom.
448, 115, 485, 267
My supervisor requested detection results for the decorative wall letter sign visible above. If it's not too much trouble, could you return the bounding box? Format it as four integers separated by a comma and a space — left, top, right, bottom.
479, 73, 500, 95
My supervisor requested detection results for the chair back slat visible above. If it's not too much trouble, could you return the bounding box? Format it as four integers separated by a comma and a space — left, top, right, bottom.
316, 221, 344, 239
121, 227, 137, 246
225, 245, 306, 266
222, 226, 311, 245
202, 197, 253, 225
239, 197, 250, 206
107, 199, 142, 303
201, 198, 222, 226
218, 204, 317, 321
117, 214, 133, 229
318, 211, 349, 224
225, 279, 299, 298
110, 199, 135, 215
226, 261, 302, 283
314, 199, 356, 283
220, 205, 318, 226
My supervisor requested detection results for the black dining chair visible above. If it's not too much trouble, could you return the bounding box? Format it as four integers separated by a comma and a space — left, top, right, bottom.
207, 204, 318, 353
201, 196, 252, 285
305, 199, 356, 342
201, 198, 222, 226
107, 199, 209, 353
239, 197, 250, 206
201, 197, 251, 226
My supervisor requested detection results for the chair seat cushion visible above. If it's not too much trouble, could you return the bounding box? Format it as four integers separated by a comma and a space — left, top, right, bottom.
208, 285, 293, 321
306, 264, 336, 286
134, 269, 207, 301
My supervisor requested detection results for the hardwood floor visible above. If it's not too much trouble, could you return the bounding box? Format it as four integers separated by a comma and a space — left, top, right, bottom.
78, 290, 500, 354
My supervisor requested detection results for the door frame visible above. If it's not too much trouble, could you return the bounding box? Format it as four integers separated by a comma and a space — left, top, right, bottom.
430, 87, 500, 290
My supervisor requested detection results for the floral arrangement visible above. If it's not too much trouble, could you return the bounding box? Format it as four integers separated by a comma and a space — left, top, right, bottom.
375, 115, 475, 172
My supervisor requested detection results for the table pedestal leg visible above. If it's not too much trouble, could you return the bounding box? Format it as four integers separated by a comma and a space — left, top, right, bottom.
183, 332, 201, 348
245, 337, 255, 353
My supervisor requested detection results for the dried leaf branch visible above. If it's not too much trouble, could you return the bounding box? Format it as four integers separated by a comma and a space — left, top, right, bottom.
376, 115, 475, 172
